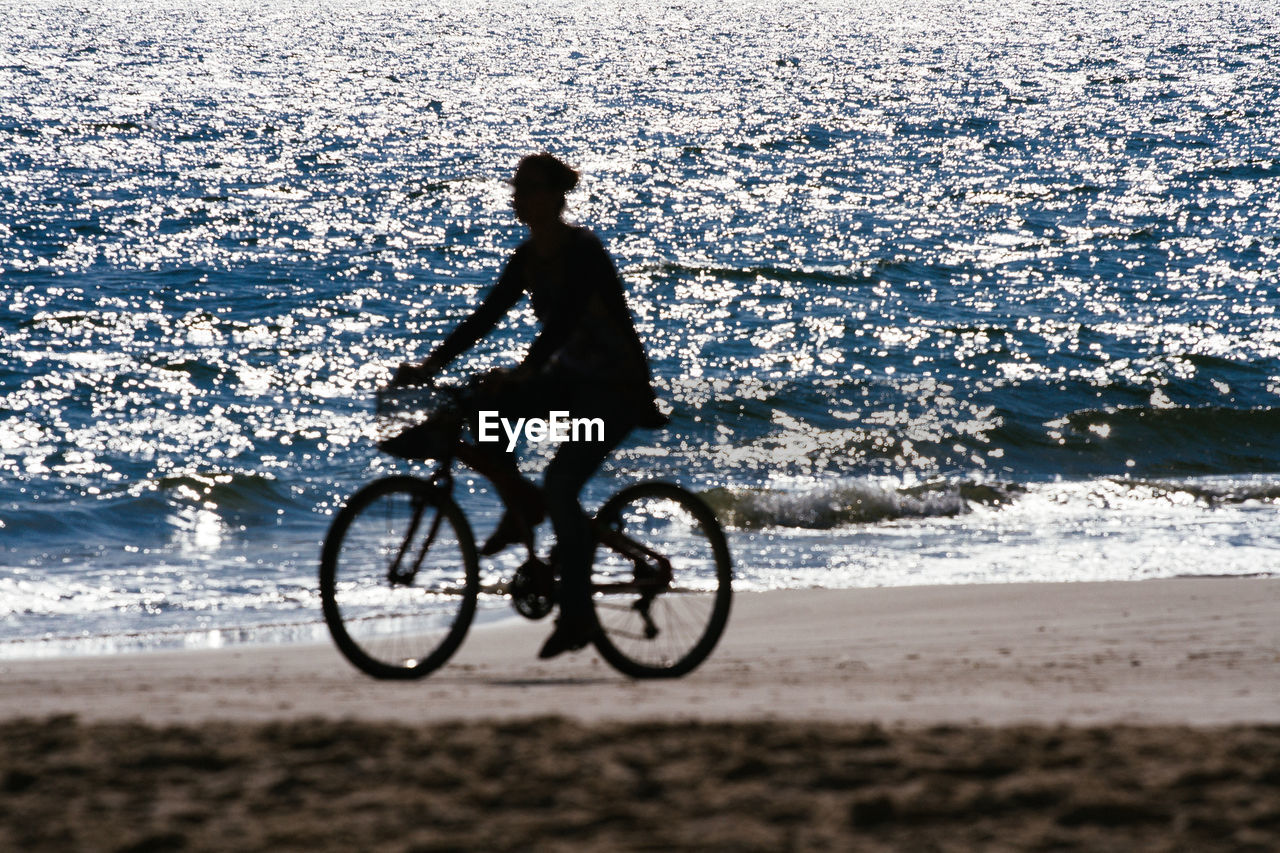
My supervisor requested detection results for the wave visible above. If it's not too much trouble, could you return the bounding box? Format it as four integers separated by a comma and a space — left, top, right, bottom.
652, 396, 1280, 482
1115, 477, 1280, 506
152, 471, 293, 518
700, 474, 1280, 531
701, 479, 1024, 530
652, 261, 873, 288
1040, 405, 1280, 475
0, 471, 298, 553
650, 256, 956, 290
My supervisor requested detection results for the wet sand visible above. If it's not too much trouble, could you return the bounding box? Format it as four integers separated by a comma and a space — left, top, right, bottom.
2, 578, 1278, 850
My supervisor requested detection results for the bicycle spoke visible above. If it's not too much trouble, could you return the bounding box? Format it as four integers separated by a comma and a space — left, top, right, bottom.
320, 477, 478, 679
590, 483, 731, 678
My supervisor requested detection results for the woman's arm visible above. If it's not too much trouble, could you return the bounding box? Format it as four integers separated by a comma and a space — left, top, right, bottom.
390, 256, 525, 386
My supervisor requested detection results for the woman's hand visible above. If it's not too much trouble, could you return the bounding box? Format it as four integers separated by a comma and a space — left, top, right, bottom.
476, 366, 514, 394
477, 364, 534, 395
388, 356, 441, 388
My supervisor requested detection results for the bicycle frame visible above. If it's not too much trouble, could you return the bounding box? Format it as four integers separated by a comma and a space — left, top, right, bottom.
390, 414, 674, 602
385, 490, 446, 587
325, 385, 732, 680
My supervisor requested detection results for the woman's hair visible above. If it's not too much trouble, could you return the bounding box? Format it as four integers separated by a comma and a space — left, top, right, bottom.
513, 152, 580, 199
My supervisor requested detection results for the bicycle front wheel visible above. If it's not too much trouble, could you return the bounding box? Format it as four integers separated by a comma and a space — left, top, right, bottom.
590, 482, 732, 678
320, 476, 479, 679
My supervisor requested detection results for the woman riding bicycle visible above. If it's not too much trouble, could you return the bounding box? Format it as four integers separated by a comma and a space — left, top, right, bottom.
385, 153, 664, 660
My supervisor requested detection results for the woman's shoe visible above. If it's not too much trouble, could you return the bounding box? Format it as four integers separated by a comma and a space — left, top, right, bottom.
480, 509, 533, 556
479, 486, 545, 556
537, 618, 599, 659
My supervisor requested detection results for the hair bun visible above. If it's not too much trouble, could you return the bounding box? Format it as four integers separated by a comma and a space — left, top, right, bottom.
515, 152, 579, 193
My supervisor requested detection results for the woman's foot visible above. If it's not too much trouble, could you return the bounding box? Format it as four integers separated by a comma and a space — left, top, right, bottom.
537, 617, 600, 659
480, 508, 533, 556
479, 486, 545, 556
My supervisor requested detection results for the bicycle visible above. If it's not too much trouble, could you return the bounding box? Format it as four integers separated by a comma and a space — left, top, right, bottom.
319, 384, 732, 680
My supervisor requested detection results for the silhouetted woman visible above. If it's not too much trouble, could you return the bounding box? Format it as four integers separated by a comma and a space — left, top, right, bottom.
389, 153, 663, 659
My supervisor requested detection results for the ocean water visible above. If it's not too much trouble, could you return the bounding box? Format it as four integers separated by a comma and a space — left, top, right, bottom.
3, 0, 1279, 655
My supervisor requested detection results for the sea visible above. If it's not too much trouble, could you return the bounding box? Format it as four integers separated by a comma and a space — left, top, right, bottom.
3, 0, 1279, 656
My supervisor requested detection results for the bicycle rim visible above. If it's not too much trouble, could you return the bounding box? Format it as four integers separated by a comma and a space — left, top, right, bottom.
320, 476, 478, 679
590, 482, 732, 678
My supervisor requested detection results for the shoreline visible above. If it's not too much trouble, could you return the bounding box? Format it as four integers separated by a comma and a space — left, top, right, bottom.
2, 576, 1277, 726
4, 569, 1273, 659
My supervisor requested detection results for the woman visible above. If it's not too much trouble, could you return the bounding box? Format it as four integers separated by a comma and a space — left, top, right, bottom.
388, 153, 663, 659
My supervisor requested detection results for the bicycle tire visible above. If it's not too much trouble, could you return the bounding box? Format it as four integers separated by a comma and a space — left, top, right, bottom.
590, 482, 732, 678
320, 475, 479, 679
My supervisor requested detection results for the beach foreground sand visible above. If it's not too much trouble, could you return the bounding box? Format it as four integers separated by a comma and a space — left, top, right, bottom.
2, 578, 1278, 850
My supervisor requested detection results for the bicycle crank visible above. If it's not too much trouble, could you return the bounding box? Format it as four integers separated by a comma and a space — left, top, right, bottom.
510, 557, 556, 620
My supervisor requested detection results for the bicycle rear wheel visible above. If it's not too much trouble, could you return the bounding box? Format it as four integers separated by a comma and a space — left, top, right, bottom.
590, 482, 732, 678
320, 476, 478, 679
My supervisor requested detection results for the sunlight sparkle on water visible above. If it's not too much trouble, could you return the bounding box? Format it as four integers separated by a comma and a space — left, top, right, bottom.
2, 0, 1279, 648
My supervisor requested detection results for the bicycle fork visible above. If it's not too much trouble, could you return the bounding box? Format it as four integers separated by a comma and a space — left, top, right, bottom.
388, 495, 444, 586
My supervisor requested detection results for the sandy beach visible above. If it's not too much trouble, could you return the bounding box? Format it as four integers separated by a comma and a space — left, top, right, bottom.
2, 577, 1276, 726
2, 578, 1278, 850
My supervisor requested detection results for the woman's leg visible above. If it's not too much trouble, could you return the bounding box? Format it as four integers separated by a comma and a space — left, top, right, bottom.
539, 408, 633, 657
459, 375, 553, 555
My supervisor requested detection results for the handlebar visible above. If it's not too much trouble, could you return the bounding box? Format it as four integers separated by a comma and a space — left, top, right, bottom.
374, 381, 468, 419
